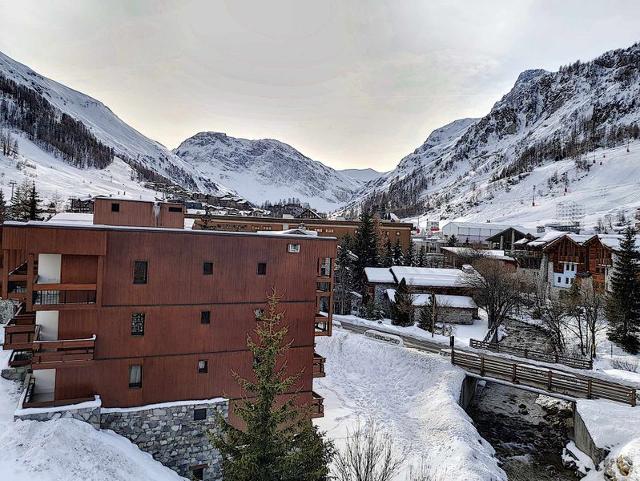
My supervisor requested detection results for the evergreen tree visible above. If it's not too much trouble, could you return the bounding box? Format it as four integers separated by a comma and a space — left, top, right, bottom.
417, 294, 437, 333
447, 235, 458, 247
606, 227, 640, 353
405, 239, 415, 267
210, 291, 334, 481
362, 298, 383, 320
417, 245, 426, 267
391, 238, 404, 266
353, 210, 380, 296
0, 189, 6, 223
391, 278, 413, 327
380, 237, 393, 268
334, 237, 355, 315
26, 182, 43, 220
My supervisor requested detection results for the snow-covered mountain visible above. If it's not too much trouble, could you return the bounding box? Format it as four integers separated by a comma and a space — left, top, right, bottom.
352, 43, 640, 228
339, 168, 384, 184
173, 132, 360, 211
0, 51, 231, 197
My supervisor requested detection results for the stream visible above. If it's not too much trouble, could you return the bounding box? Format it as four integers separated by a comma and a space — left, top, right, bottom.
467, 319, 582, 481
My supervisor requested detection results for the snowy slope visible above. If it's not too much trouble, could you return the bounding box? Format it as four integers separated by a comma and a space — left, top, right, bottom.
315, 328, 506, 481
350, 43, 640, 228
338, 168, 384, 185
0, 50, 231, 197
173, 132, 360, 211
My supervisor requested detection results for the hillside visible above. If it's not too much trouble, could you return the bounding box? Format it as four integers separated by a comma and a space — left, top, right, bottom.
351, 43, 640, 228
173, 132, 360, 211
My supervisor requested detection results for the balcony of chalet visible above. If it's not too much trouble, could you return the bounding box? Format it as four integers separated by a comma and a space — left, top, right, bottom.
31, 333, 96, 369
20, 372, 95, 409
310, 391, 324, 418
32, 283, 97, 310
312, 352, 326, 378
3, 305, 38, 351
7, 261, 33, 302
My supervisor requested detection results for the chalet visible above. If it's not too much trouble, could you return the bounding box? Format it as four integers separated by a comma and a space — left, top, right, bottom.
583, 234, 640, 292
542, 233, 594, 290
485, 227, 537, 252
1, 197, 335, 481
296, 207, 322, 219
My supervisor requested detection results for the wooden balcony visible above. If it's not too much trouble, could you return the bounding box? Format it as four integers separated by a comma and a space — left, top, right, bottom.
315, 314, 330, 336
21, 373, 95, 409
310, 391, 324, 418
8, 350, 33, 368
558, 255, 582, 264
313, 352, 326, 378
32, 284, 97, 309
3, 319, 38, 351
31, 335, 96, 369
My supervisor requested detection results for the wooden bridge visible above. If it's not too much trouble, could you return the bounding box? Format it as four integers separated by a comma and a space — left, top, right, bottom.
337, 318, 637, 406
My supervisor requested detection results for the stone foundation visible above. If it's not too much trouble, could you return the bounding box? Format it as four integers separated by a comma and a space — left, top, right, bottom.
15, 397, 102, 429
101, 399, 227, 481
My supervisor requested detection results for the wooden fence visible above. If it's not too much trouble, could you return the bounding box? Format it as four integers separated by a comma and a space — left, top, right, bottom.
469, 339, 593, 370
452, 350, 636, 406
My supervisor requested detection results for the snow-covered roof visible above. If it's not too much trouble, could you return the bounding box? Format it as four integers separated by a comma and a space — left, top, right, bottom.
365, 267, 395, 284
47, 212, 94, 225
184, 218, 196, 230
442, 221, 522, 230
390, 266, 471, 287
527, 230, 570, 247
597, 234, 640, 251
257, 228, 318, 236
440, 247, 516, 262
386, 289, 477, 309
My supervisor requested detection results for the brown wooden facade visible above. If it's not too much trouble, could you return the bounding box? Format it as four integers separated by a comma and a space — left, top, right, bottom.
194, 215, 414, 250
2, 199, 335, 422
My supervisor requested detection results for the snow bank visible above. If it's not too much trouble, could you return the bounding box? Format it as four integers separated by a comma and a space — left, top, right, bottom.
314, 329, 506, 481
576, 400, 640, 450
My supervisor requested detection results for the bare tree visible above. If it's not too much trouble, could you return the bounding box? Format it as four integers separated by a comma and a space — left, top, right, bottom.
463, 260, 522, 342
333, 420, 404, 481
580, 282, 606, 359
540, 296, 568, 353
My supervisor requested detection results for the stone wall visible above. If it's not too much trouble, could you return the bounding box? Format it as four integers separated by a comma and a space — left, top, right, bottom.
101, 399, 227, 481
573, 408, 609, 465
15, 399, 101, 429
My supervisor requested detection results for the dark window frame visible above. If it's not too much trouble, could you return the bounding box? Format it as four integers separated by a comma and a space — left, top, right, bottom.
128, 364, 143, 389
168, 206, 182, 213
200, 311, 211, 324
257, 262, 267, 276
193, 408, 207, 421
198, 360, 208, 373
133, 260, 148, 284
131, 312, 145, 336
111, 202, 120, 212
203, 262, 214, 275
191, 466, 205, 480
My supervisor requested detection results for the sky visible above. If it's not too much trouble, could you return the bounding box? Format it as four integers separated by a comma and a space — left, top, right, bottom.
1, 1, 640, 171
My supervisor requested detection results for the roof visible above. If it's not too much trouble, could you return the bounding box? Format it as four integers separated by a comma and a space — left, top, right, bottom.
594, 234, 640, 252
542, 233, 595, 251
3, 220, 337, 241
440, 247, 516, 262
257, 228, 318, 236
442, 221, 524, 230
47, 213, 94, 225
386, 289, 477, 309
390, 266, 471, 288
484, 227, 538, 242
365, 267, 395, 284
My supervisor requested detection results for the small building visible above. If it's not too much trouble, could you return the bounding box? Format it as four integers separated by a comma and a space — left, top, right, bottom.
440, 246, 518, 270
385, 290, 478, 325
441, 221, 524, 245
485, 227, 537, 252
542, 233, 594, 290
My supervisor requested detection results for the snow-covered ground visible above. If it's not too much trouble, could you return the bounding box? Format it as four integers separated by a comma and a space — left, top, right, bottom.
0, 321, 188, 481
314, 328, 506, 481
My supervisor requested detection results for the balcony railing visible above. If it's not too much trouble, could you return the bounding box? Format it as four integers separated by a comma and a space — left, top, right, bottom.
315, 314, 330, 336
8, 350, 33, 368
310, 391, 324, 418
21, 373, 95, 409
33, 289, 97, 306
31, 335, 96, 369
313, 353, 326, 378
3, 320, 39, 351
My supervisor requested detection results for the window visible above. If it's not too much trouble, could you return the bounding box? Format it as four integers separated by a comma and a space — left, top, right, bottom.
194, 408, 207, 421
129, 365, 142, 388
111, 202, 120, 212
203, 262, 213, 275
198, 360, 208, 373
254, 308, 264, 320
287, 243, 301, 253
257, 262, 267, 275
191, 467, 205, 481
201, 311, 211, 324
565, 277, 570, 285
557, 276, 562, 283
133, 261, 148, 284
131, 313, 145, 336
168, 206, 182, 213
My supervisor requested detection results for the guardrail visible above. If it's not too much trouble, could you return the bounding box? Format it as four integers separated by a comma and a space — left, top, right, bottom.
452, 350, 636, 406
469, 339, 593, 370
31, 336, 96, 368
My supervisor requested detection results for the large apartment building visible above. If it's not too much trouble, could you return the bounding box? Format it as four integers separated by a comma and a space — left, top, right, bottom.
1, 197, 335, 480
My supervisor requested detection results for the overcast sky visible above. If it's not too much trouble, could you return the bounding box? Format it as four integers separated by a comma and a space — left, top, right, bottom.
1, 1, 639, 171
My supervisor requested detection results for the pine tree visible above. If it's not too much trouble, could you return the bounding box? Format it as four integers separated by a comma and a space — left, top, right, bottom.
334, 237, 355, 315
417, 245, 426, 267
353, 210, 380, 295
405, 239, 415, 267
210, 291, 334, 481
391, 238, 404, 266
417, 294, 437, 334
606, 227, 640, 353
380, 237, 393, 267
0, 189, 6, 223
26, 182, 43, 220
391, 278, 413, 327
447, 235, 458, 247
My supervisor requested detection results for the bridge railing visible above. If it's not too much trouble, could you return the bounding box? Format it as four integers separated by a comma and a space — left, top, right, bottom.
469, 339, 593, 370
452, 350, 636, 406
